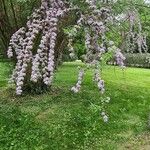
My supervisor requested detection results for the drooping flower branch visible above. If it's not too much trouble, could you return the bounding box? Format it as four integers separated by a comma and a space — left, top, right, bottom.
126, 8, 148, 53
115, 49, 126, 68
65, 1, 116, 122
67, 0, 121, 95
8, 0, 69, 95
71, 68, 84, 93
94, 66, 105, 94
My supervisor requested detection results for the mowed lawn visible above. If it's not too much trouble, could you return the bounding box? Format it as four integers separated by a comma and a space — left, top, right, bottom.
0, 62, 150, 150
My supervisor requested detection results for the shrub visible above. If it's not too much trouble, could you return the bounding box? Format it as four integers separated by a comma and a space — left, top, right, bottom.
124, 53, 150, 68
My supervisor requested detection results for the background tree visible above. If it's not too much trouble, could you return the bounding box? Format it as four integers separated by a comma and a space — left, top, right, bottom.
0, 0, 40, 58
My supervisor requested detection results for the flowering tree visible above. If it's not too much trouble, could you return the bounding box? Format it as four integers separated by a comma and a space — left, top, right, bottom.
7, 0, 147, 97
7, 0, 74, 95
115, 6, 148, 53
6, 0, 148, 123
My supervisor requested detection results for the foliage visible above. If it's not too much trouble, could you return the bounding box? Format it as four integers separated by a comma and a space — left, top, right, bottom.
64, 0, 150, 64
63, 27, 86, 60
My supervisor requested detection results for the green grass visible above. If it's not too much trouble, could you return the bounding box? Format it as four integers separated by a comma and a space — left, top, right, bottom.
0, 62, 150, 150
0, 62, 13, 88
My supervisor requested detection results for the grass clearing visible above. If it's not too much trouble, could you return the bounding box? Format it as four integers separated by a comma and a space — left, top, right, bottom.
0, 62, 150, 149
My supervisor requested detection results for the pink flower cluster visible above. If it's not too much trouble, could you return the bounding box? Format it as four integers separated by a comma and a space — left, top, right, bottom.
68, 0, 112, 94
94, 68, 105, 94
7, 0, 68, 95
68, 38, 75, 59
126, 9, 148, 53
71, 69, 84, 93
115, 49, 126, 68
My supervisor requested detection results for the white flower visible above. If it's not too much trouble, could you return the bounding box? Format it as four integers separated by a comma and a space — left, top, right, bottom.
105, 97, 110, 103
71, 87, 78, 93
16, 89, 22, 95
101, 112, 105, 116
103, 115, 108, 123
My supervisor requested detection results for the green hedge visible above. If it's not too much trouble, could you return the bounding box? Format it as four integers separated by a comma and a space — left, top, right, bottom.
124, 53, 150, 68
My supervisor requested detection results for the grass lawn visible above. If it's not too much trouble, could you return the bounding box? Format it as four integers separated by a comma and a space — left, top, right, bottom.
0, 62, 150, 150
